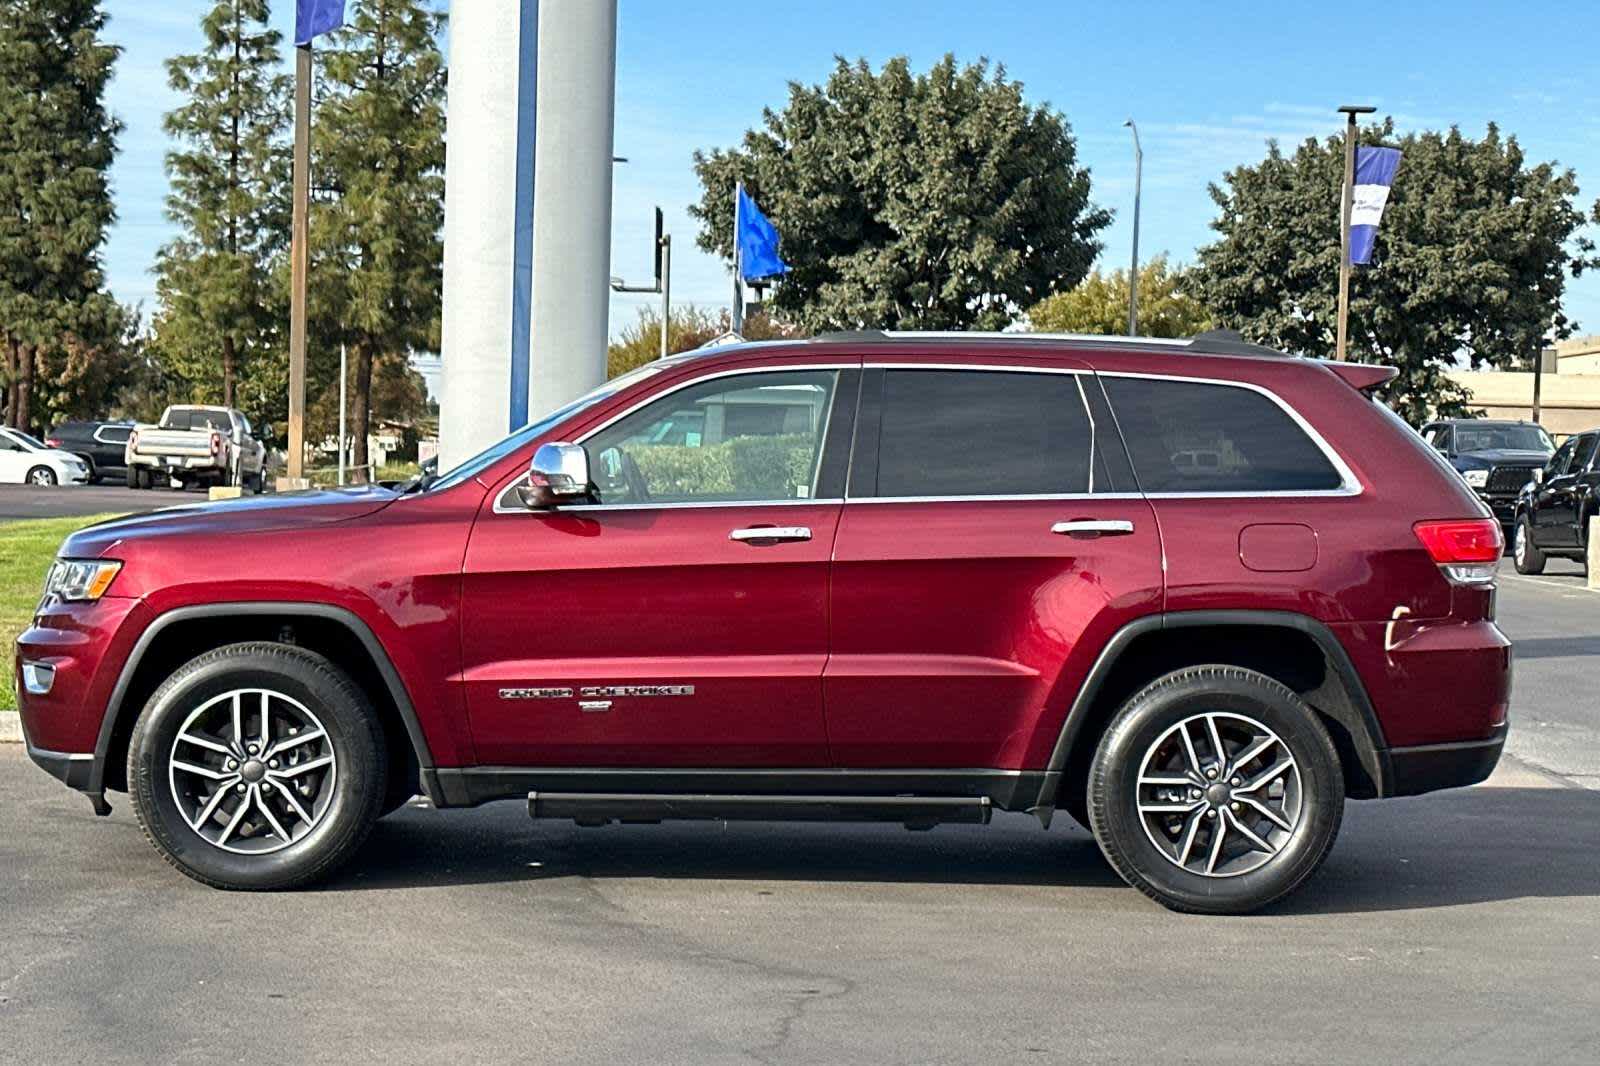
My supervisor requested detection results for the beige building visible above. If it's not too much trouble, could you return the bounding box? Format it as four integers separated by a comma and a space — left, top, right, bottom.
1445, 335, 1600, 438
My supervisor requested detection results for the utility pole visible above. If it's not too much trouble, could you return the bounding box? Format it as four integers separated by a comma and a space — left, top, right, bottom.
337, 342, 347, 486
1335, 104, 1376, 362
287, 44, 312, 481
1124, 119, 1142, 336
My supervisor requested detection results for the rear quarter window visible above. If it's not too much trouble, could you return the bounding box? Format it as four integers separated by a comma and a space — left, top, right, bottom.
1103, 376, 1344, 493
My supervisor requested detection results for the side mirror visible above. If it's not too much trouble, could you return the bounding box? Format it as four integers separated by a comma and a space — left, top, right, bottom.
516, 442, 590, 509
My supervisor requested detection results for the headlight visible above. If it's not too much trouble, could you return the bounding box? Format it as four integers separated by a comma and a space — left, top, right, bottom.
41, 559, 122, 603
1462, 469, 1489, 488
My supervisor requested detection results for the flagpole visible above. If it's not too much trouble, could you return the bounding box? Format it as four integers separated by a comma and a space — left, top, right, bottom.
732, 181, 744, 335
1335, 104, 1375, 362
287, 42, 312, 480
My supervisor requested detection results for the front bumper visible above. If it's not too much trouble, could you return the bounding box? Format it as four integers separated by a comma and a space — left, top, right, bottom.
25, 740, 96, 791
1475, 490, 1519, 526
1384, 722, 1507, 796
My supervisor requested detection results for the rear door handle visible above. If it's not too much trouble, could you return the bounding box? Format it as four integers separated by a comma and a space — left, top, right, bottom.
729, 525, 812, 543
1051, 519, 1135, 537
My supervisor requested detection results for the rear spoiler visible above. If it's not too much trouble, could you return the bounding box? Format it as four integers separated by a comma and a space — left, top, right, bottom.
1323, 362, 1397, 392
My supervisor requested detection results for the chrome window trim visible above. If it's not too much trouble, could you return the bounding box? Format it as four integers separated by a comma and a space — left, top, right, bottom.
491, 362, 856, 515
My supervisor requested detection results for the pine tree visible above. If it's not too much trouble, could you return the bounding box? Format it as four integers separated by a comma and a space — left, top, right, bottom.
307, 0, 445, 481
0, 0, 121, 433
151, 0, 291, 409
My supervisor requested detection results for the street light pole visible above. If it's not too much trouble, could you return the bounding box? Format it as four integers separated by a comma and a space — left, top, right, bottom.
1336, 104, 1376, 362
1124, 119, 1142, 337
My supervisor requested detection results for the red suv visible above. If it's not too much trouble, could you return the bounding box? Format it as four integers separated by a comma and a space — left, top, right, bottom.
15, 332, 1511, 913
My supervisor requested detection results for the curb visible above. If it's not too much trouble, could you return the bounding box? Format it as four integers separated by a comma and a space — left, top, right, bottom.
0, 710, 21, 743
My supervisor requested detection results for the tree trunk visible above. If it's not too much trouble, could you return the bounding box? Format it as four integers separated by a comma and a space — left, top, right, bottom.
16, 342, 35, 436
350, 340, 374, 484
3, 335, 18, 428
222, 333, 237, 406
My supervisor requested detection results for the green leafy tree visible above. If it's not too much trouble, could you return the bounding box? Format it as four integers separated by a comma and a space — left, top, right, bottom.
150, 0, 291, 410
606, 305, 798, 379
306, 0, 445, 479
691, 55, 1109, 332
0, 0, 121, 433
1193, 120, 1598, 421
1028, 255, 1212, 338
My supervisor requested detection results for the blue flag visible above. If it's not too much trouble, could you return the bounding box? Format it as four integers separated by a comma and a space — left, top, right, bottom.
736, 185, 790, 281
1349, 146, 1402, 265
295, 0, 346, 46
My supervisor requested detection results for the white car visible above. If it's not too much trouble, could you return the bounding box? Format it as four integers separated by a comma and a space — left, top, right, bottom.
0, 427, 91, 486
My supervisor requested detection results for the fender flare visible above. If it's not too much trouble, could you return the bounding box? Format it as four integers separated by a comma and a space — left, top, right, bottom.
1034, 610, 1392, 817
88, 601, 436, 797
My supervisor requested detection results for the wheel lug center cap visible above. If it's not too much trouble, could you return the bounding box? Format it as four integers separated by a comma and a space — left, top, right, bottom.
240, 759, 266, 783
1205, 783, 1230, 807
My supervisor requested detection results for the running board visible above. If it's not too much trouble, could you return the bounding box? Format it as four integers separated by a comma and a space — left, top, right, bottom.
527, 792, 992, 830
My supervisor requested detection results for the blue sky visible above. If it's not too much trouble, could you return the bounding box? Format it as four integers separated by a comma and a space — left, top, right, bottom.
101, 0, 1600, 363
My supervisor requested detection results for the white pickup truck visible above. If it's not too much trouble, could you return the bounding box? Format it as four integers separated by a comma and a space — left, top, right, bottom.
125, 405, 268, 492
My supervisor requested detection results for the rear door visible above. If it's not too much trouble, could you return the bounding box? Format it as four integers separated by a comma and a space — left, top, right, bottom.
460, 363, 858, 767
1534, 436, 1583, 546
824, 362, 1162, 769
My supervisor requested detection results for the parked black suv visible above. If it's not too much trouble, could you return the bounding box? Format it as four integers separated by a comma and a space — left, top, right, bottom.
1420, 419, 1553, 532
1513, 428, 1600, 574
45, 420, 136, 484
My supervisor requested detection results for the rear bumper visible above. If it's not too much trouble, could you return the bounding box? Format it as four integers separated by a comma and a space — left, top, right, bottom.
1383, 723, 1507, 796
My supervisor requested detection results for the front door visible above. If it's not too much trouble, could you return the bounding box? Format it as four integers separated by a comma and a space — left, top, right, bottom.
1533, 435, 1583, 547
824, 365, 1162, 769
460, 365, 857, 766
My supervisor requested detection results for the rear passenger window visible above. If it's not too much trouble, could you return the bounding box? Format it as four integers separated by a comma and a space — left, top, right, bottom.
872, 370, 1092, 497
1103, 377, 1344, 493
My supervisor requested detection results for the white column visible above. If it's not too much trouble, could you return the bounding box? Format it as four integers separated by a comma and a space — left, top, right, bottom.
527, 0, 616, 418
438, 0, 532, 468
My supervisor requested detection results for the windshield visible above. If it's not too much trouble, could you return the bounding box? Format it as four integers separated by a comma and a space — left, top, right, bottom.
1453, 423, 1554, 454
425, 361, 671, 493
10, 430, 47, 450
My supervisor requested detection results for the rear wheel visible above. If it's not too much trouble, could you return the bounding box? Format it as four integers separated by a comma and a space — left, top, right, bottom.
1088, 666, 1343, 915
1513, 515, 1545, 575
127, 642, 386, 890
26, 465, 56, 486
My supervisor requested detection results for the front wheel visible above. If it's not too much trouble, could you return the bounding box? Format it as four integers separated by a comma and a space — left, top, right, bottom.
26, 465, 57, 486
1513, 515, 1545, 575
1087, 666, 1344, 915
127, 642, 386, 890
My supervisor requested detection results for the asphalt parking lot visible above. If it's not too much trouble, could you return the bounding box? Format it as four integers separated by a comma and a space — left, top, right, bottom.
0, 483, 196, 521
2, 559, 1597, 1065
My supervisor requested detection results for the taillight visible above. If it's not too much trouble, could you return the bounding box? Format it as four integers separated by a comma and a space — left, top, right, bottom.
1414, 518, 1502, 585
46, 437, 61, 447
129, 430, 139, 449
210, 431, 222, 455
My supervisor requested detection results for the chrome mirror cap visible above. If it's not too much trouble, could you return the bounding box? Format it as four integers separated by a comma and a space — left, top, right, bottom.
518, 442, 590, 508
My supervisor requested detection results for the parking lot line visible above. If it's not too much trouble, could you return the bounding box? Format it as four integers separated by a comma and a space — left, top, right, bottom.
1497, 573, 1600, 596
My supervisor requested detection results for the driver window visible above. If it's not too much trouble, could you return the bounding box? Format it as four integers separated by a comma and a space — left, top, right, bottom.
583, 370, 838, 505
1547, 438, 1577, 478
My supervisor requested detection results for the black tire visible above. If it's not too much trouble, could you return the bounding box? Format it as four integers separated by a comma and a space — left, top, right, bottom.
1513, 515, 1545, 575
126, 466, 139, 488
25, 465, 56, 486
1087, 665, 1344, 915
127, 642, 386, 890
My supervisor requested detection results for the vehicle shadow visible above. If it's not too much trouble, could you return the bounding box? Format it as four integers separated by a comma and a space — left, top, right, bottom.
1505, 635, 1600, 660
327, 785, 1600, 914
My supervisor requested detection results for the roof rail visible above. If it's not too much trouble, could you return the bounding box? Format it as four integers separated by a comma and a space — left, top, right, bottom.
808, 328, 1295, 358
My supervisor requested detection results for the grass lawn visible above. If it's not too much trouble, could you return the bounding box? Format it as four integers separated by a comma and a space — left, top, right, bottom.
0, 514, 122, 712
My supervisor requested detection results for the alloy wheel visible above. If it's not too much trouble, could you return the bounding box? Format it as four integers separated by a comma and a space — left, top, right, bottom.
168, 688, 338, 855
1135, 711, 1303, 878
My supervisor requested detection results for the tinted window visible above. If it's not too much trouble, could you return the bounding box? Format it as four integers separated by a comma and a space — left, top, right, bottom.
1104, 377, 1343, 493
1546, 437, 1578, 478
872, 370, 1092, 497
584, 370, 838, 504
1574, 434, 1599, 473
98, 424, 132, 444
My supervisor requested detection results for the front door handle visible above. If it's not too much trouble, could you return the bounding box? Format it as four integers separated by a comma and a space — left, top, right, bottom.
730, 525, 812, 543
1051, 519, 1135, 537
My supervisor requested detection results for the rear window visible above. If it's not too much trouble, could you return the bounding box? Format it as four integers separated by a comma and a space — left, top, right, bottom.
163, 409, 230, 432
1103, 376, 1344, 493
